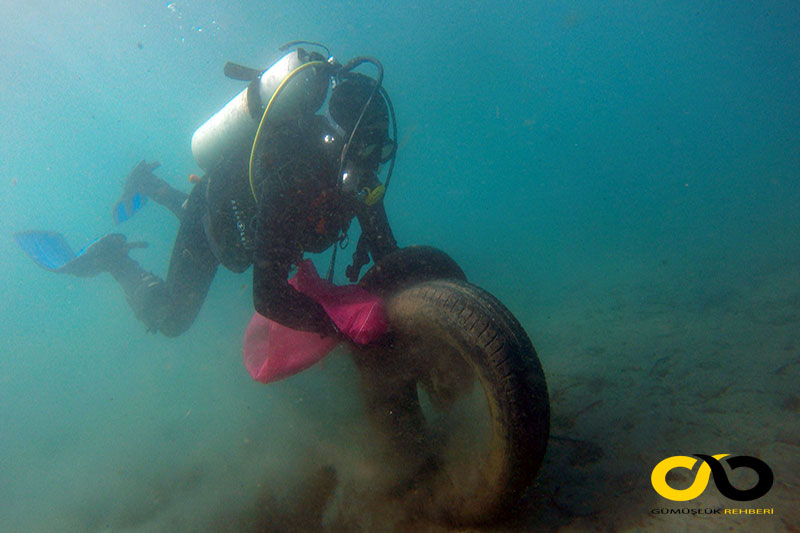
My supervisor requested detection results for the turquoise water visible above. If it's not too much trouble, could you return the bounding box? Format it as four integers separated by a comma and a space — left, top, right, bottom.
1, 1, 798, 531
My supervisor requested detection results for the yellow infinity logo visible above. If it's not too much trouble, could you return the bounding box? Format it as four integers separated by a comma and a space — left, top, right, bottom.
651, 454, 728, 501
651, 454, 773, 502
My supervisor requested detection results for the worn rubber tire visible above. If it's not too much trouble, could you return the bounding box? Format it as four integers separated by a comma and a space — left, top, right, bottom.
352, 278, 549, 525
358, 245, 467, 296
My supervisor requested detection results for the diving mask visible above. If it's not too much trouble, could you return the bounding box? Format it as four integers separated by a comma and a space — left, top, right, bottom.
340, 160, 386, 206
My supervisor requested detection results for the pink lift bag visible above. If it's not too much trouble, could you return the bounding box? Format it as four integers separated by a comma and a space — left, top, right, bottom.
243, 260, 389, 383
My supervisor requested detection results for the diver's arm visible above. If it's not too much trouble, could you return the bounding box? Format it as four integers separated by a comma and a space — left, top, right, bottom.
252, 186, 339, 336
357, 198, 398, 261
347, 198, 398, 282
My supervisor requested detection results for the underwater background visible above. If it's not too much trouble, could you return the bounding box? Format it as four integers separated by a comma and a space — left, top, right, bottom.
1, 1, 798, 531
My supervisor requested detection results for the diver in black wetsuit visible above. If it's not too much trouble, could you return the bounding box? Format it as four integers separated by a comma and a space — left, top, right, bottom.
59, 53, 399, 340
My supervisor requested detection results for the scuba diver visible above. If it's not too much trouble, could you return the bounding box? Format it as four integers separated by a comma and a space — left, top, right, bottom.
15, 42, 399, 341
15, 44, 553, 524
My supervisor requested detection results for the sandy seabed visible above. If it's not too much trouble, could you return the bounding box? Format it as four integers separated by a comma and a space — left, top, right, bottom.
224, 259, 800, 532
3, 259, 797, 533
515, 261, 800, 533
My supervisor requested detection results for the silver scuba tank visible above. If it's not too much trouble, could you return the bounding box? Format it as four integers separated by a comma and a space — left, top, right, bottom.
191, 49, 329, 171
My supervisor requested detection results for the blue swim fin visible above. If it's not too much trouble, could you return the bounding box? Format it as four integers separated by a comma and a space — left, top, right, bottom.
14, 231, 146, 277
13, 230, 77, 271
112, 192, 147, 225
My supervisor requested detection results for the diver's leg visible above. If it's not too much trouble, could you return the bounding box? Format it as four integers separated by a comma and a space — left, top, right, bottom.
106, 184, 219, 336
157, 183, 220, 336
106, 254, 171, 333
119, 160, 188, 220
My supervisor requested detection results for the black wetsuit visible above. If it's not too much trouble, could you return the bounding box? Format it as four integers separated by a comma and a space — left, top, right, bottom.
111, 113, 397, 338
251, 114, 396, 336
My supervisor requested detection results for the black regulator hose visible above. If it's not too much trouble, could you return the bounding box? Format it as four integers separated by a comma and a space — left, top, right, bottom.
336, 57, 392, 195
380, 85, 398, 192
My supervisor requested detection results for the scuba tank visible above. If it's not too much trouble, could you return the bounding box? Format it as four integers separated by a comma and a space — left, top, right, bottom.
193, 46, 331, 272
191, 48, 330, 171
